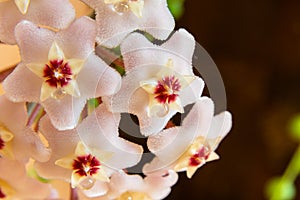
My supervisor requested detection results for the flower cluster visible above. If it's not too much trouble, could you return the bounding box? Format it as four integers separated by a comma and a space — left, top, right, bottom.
0, 0, 232, 199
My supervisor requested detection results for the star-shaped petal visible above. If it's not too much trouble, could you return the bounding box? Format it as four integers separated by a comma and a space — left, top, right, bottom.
144, 97, 232, 178
3, 17, 122, 130
104, 29, 204, 136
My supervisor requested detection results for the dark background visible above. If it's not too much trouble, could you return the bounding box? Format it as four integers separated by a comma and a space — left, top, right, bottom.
166, 0, 300, 199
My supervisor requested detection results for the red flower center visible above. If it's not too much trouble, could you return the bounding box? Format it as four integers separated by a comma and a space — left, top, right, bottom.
0, 137, 5, 150
154, 75, 181, 104
43, 60, 73, 88
0, 188, 5, 198
72, 154, 101, 177
189, 146, 210, 167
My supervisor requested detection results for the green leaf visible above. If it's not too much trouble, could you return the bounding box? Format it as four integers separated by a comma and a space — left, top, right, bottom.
265, 177, 296, 200
289, 115, 300, 141
167, 0, 185, 20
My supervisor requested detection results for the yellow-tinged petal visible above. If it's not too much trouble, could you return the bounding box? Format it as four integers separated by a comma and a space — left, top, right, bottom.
63, 80, 80, 97
75, 141, 89, 156
179, 75, 196, 88
0, 143, 14, 159
206, 151, 219, 162
140, 79, 157, 94
55, 155, 75, 170
0, 127, 13, 142
0, 179, 15, 197
118, 191, 152, 200
66, 59, 84, 76
92, 168, 109, 182
169, 99, 184, 113
128, 0, 144, 18
40, 82, 57, 102
48, 42, 65, 61
14, 0, 30, 14
186, 166, 198, 179
26, 63, 45, 78
71, 171, 82, 188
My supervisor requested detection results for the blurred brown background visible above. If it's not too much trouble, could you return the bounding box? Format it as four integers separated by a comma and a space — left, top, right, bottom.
166, 0, 300, 200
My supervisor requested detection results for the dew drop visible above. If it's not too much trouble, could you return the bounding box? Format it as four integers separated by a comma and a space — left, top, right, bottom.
156, 104, 169, 117
52, 88, 67, 100
79, 177, 95, 190
113, 2, 130, 14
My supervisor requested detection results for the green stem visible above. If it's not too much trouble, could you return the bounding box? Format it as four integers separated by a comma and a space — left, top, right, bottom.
282, 145, 300, 182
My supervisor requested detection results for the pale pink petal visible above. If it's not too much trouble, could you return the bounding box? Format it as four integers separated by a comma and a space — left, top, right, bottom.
14, 20, 55, 63
145, 170, 178, 199
182, 97, 215, 137
0, 1, 23, 44
103, 64, 161, 113
161, 29, 195, 66
77, 104, 143, 170
41, 95, 87, 130
206, 111, 232, 150
0, 96, 50, 162
145, 98, 215, 172
0, 95, 27, 131
121, 30, 194, 74
108, 171, 145, 198
34, 116, 80, 180
3, 63, 42, 102
0, 158, 51, 199
26, 0, 75, 30
179, 77, 204, 106
77, 54, 121, 98
55, 17, 96, 59
83, 0, 174, 47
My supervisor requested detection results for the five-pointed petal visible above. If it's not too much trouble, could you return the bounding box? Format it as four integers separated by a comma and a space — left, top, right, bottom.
144, 97, 232, 178
104, 29, 204, 136
3, 17, 122, 130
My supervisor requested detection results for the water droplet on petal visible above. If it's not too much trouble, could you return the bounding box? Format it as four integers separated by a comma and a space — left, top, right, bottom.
79, 176, 95, 190
156, 104, 169, 117
52, 88, 67, 100
113, 2, 130, 14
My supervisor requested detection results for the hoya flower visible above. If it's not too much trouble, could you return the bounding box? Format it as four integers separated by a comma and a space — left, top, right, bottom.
3, 17, 122, 130
81, 0, 175, 47
0, 95, 50, 162
94, 170, 178, 200
35, 104, 143, 198
0, 0, 75, 44
104, 29, 204, 136
0, 158, 51, 199
144, 97, 232, 178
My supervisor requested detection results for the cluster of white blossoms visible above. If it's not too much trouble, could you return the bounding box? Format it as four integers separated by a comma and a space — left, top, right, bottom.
0, 0, 232, 199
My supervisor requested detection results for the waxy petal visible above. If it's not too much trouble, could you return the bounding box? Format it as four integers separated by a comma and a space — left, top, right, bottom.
0, 0, 75, 44
41, 95, 87, 130
55, 17, 96, 59
82, 0, 174, 47
34, 116, 80, 180
77, 104, 143, 170
77, 54, 121, 99
0, 95, 50, 162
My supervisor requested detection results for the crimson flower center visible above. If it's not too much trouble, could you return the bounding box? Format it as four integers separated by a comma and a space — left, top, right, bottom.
43, 60, 73, 88
154, 75, 181, 104
72, 154, 101, 177
189, 146, 210, 167
0, 188, 5, 198
0, 137, 5, 150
